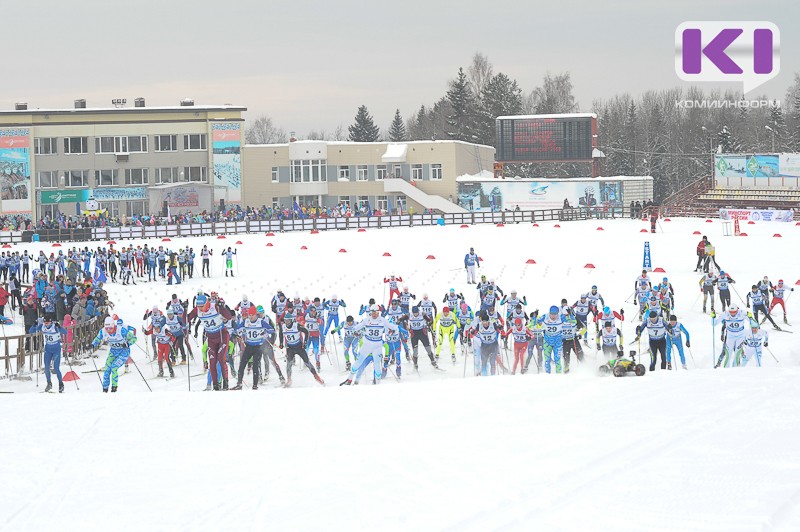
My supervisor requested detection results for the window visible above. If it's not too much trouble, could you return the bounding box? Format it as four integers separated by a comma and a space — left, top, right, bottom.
155, 167, 182, 185
40, 205, 58, 219
338, 196, 350, 208
95, 137, 116, 154
431, 163, 442, 180
127, 200, 148, 216
183, 166, 207, 182
184, 134, 207, 151
124, 168, 149, 185
63, 137, 88, 154
37, 171, 59, 188
34, 138, 57, 155
356, 165, 369, 181
272, 197, 280, 210
65, 170, 89, 187
376, 165, 387, 181
411, 164, 423, 180
376, 195, 388, 212
127, 136, 147, 153
154, 135, 177, 152
338, 166, 350, 180
393, 165, 402, 178
272, 167, 279, 183
99, 201, 119, 217
358, 196, 369, 212
95, 169, 119, 187
290, 160, 326, 182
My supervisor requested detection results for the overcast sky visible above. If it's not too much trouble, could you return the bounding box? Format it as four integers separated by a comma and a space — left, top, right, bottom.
3, 0, 798, 134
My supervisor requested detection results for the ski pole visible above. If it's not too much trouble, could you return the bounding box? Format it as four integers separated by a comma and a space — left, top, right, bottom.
711, 313, 716, 369
732, 286, 748, 307
128, 349, 153, 392
89, 345, 104, 387
329, 331, 340, 371
765, 345, 779, 363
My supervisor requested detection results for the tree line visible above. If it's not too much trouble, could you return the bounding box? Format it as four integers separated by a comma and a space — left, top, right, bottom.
245, 52, 800, 201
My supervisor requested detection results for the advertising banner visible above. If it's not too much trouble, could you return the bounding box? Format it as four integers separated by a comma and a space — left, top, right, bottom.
718, 208, 795, 222
457, 179, 623, 212
212, 123, 241, 204
0, 128, 31, 214
778, 154, 800, 177
165, 186, 200, 208
745, 154, 780, 177
41, 187, 147, 204
714, 155, 748, 179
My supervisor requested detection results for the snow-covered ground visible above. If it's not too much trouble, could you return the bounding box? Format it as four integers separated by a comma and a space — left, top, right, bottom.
2, 217, 800, 531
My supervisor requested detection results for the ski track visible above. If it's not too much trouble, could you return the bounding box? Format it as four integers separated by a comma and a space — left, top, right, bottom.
2, 219, 800, 530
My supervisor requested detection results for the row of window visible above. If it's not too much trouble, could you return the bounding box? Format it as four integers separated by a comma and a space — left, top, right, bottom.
34, 134, 208, 155
272, 195, 405, 212
279, 162, 443, 183
41, 200, 148, 219
37, 166, 208, 188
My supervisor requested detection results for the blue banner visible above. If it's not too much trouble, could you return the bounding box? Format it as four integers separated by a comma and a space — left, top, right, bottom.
642, 241, 651, 270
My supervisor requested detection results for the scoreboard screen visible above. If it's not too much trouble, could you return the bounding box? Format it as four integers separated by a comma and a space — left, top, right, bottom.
495, 114, 595, 162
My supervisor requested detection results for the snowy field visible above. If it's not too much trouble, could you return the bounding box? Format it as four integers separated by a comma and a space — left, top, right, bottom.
2, 217, 800, 531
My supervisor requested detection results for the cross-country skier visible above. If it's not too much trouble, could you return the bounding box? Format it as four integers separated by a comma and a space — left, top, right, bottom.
384, 274, 403, 304
596, 321, 624, 360
341, 304, 397, 385
29, 316, 68, 393
715, 305, 750, 368
769, 279, 793, 324
186, 294, 234, 390
332, 315, 359, 371
201, 245, 212, 277
716, 271, 735, 312
464, 247, 480, 284
757, 276, 771, 307
232, 306, 276, 390
405, 306, 439, 370
665, 315, 690, 370
92, 316, 137, 392
636, 310, 668, 371
561, 310, 584, 373
699, 271, 718, 314
381, 316, 408, 379
507, 318, 533, 374
323, 294, 346, 340
434, 305, 457, 364
143, 323, 176, 378
742, 322, 768, 367
223, 247, 236, 277
442, 288, 465, 310
468, 311, 503, 376
537, 306, 565, 374
634, 269, 651, 291
281, 314, 324, 387
747, 284, 781, 330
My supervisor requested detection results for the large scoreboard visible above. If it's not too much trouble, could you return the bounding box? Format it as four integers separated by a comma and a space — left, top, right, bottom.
495, 113, 597, 162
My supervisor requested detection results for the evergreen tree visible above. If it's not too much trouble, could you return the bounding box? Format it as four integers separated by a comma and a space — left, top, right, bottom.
388, 109, 407, 142
446, 67, 479, 141
347, 105, 381, 142
768, 103, 786, 152
717, 125, 736, 153
474, 72, 523, 146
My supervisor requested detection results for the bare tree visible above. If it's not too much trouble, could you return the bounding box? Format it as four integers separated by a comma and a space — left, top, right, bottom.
467, 52, 494, 100
245, 115, 287, 144
529, 72, 578, 114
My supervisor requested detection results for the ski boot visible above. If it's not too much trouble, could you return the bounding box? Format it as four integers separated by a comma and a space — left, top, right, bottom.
44, 382, 52, 393
316, 361, 321, 372
396, 367, 401, 378
180, 359, 187, 365
222, 379, 229, 391
59, 382, 64, 393
667, 363, 672, 370
340, 378, 352, 386
103, 388, 109, 393
381, 367, 388, 379
314, 373, 325, 386
279, 375, 286, 386
451, 354, 456, 365
204, 384, 213, 391
682, 364, 688, 370
252, 383, 258, 390
111, 386, 117, 392
230, 383, 243, 391
283, 378, 292, 388
345, 361, 352, 371
169, 369, 175, 378
774, 324, 782, 331
158, 369, 164, 377
784, 316, 789, 324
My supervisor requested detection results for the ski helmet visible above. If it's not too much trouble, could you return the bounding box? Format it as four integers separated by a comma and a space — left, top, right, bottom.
166, 308, 174, 315
256, 305, 265, 314
591, 285, 597, 290
649, 310, 657, 319
580, 294, 587, 299
411, 306, 420, 314
751, 320, 760, 329
604, 321, 613, 329
549, 305, 559, 315
248, 306, 258, 317
729, 304, 738, 314
514, 318, 523, 326
369, 304, 380, 313
669, 315, 677, 322
603, 306, 611, 314
104, 316, 115, 328
195, 295, 208, 307
778, 279, 784, 285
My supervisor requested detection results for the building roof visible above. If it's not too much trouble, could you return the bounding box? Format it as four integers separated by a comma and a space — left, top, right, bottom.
0, 104, 246, 117
495, 113, 597, 120
244, 139, 495, 150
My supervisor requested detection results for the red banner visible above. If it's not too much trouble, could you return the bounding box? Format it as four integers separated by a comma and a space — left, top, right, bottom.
0, 136, 29, 148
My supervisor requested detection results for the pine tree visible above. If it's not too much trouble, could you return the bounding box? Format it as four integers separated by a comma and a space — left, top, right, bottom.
767, 103, 785, 152
717, 125, 736, 153
348, 105, 381, 142
388, 109, 407, 142
445, 67, 478, 142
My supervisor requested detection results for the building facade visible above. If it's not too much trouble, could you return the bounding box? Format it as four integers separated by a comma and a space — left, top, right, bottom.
0, 99, 245, 220
241, 140, 495, 214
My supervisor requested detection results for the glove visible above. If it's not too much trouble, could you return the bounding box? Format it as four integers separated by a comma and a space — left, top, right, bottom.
203, 362, 208, 370
710, 311, 716, 319
746, 304, 750, 309
686, 340, 691, 348
596, 344, 601, 350
764, 342, 768, 347
792, 288, 795, 292
700, 288, 703, 293
720, 334, 725, 341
